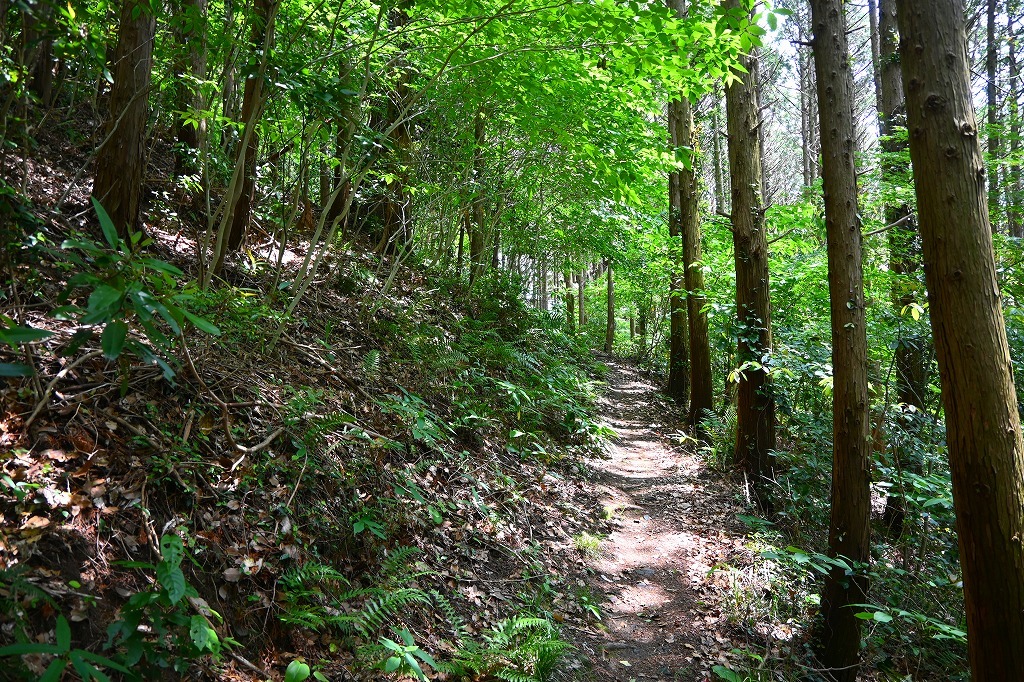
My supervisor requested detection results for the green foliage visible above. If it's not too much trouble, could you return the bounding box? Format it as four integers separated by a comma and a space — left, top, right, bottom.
439, 616, 572, 682
0, 615, 133, 682
0, 317, 53, 376
105, 534, 233, 674
54, 199, 219, 378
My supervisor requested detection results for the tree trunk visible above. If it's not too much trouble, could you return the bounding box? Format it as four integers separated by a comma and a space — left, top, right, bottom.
25, 0, 55, 106
604, 260, 615, 353
711, 93, 726, 213
681, 107, 715, 430
469, 110, 487, 285
897, 1, 1024, 678
877, 0, 927, 536
1010, 6, 1023, 237
378, 4, 413, 254
325, 55, 358, 229
667, 99, 689, 402
579, 269, 586, 327
810, 1, 872, 678
565, 272, 575, 332
223, 0, 275, 261
988, 0, 1002, 228
724, 0, 776, 499
92, 0, 155, 236
172, 0, 208, 173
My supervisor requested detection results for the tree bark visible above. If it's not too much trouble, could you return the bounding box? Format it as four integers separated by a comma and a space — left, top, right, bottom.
988, 0, 1002, 227
682, 107, 715, 430
578, 268, 586, 327
172, 0, 208, 173
565, 272, 575, 332
897, 1, 1024, 677
92, 0, 155, 235
667, 99, 689, 402
810, 1, 872, 678
877, 0, 927, 536
604, 260, 615, 354
724, 0, 776, 498
1009, 5, 1023, 237
223, 0, 276, 261
711, 93, 726, 213
469, 110, 487, 286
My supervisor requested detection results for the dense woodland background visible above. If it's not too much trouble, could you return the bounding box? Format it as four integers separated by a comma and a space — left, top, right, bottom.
1, 0, 1023, 679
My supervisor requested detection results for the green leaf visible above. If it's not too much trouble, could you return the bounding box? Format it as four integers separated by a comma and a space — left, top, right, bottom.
190, 615, 219, 652
39, 657, 68, 682
384, 656, 401, 672
160, 534, 184, 566
0, 642, 62, 656
73, 650, 133, 675
182, 310, 221, 336
85, 285, 123, 320
313, 672, 329, 681
69, 652, 111, 682
156, 563, 187, 605
0, 324, 53, 347
140, 258, 184, 277
712, 665, 742, 682
873, 611, 893, 623
91, 197, 120, 249
55, 615, 71, 651
0, 363, 34, 376
101, 321, 128, 360
285, 660, 312, 682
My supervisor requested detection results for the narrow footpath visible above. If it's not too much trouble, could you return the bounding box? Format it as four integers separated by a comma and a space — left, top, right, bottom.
571, 360, 760, 682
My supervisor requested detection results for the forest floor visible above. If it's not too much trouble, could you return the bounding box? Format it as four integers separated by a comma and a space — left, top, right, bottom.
567, 360, 762, 682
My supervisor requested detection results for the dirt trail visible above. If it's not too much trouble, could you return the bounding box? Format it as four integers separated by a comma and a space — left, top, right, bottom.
572, 360, 752, 682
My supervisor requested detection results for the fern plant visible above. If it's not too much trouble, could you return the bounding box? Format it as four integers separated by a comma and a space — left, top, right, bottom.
438, 616, 572, 682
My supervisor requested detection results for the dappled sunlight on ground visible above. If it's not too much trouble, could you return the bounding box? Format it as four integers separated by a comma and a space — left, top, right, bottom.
575, 361, 764, 681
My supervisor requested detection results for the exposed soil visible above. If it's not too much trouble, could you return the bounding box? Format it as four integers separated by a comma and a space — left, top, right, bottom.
568, 360, 759, 682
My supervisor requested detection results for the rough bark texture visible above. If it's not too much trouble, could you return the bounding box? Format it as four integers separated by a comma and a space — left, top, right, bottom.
810, 1, 872, 678
92, 0, 155, 235
564, 272, 575, 333
225, 0, 275, 256
897, 1, 1024, 678
1010, 7, 1023, 237
988, 0, 1002, 225
724, 0, 776, 494
711, 95, 726, 213
604, 261, 615, 354
578, 269, 586, 327
469, 111, 487, 286
172, 0, 208, 172
877, 0, 926, 536
667, 99, 689, 402
677, 97, 713, 428
26, 0, 55, 106
377, 3, 412, 254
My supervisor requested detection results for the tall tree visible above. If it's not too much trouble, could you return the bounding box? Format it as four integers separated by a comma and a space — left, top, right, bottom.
875, 0, 926, 536
92, 0, 156, 235
171, 0, 208, 173
221, 0, 277, 268
724, 0, 776, 499
897, 0, 1024, 677
682, 102, 714, 429
604, 259, 615, 353
810, 0, 872, 678
667, 97, 690, 402
1009, 2, 1023, 237
469, 109, 487, 285
988, 0, 1002, 226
